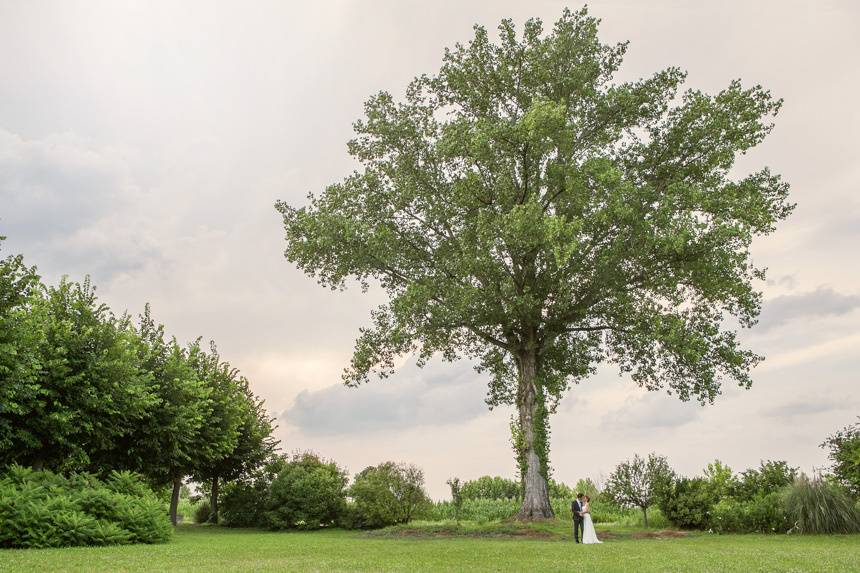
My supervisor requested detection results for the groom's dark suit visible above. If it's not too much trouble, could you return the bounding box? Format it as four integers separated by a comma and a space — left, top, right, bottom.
571, 498, 584, 543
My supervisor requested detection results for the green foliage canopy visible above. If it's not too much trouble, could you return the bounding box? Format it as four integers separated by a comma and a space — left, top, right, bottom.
603, 453, 673, 526
276, 7, 793, 517
822, 418, 860, 497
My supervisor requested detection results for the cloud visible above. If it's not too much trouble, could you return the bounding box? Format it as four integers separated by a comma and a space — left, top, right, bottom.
0, 128, 163, 284
762, 398, 847, 419
766, 274, 796, 289
602, 391, 701, 431
0, 129, 138, 242
283, 358, 490, 436
756, 287, 860, 332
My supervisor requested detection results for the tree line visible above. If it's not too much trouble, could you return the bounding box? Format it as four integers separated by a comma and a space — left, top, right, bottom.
0, 237, 277, 524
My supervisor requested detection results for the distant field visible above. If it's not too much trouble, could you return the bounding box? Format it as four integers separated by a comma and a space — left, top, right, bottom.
3, 523, 859, 573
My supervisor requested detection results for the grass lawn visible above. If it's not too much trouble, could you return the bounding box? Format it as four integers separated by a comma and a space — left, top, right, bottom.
2, 522, 859, 573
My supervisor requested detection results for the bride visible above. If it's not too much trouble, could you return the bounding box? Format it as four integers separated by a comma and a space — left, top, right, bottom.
581, 495, 602, 544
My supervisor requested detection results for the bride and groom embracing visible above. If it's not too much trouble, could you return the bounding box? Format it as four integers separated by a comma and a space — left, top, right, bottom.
572, 492, 602, 544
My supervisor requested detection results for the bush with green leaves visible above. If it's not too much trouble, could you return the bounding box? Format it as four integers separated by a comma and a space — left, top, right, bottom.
710, 492, 788, 533
345, 462, 430, 529
194, 501, 212, 524
219, 455, 285, 528
659, 477, 716, 530
265, 452, 347, 530
460, 476, 521, 500
821, 418, 860, 497
0, 466, 171, 548
736, 460, 798, 501
783, 476, 860, 534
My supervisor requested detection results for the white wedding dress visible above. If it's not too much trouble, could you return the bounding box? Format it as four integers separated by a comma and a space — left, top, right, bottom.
581, 503, 602, 544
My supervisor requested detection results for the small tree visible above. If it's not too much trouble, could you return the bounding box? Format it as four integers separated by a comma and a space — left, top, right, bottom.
397, 464, 430, 523
191, 346, 278, 523
703, 459, 738, 498
447, 477, 463, 524
603, 453, 673, 527
266, 452, 348, 530
119, 307, 212, 526
348, 462, 430, 528
821, 418, 860, 497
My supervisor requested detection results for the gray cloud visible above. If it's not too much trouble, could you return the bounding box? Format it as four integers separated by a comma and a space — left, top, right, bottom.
756, 287, 860, 332
284, 359, 490, 436
762, 398, 849, 419
0, 130, 137, 243
602, 392, 702, 431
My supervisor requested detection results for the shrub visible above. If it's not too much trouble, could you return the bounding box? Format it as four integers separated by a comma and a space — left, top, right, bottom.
266, 452, 347, 530
783, 476, 860, 534
220, 455, 285, 528
194, 501, 212, 524
460, 476, 520, 500
0, 466, 171, 549
346, 462, 431, 529
659, 477, 716, 529
736, 460, 798, 501
221, 481, 270, 528
710, 493, 788, 533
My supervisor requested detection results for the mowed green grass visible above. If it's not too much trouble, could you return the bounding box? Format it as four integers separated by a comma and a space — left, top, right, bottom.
2, 524, 859, 573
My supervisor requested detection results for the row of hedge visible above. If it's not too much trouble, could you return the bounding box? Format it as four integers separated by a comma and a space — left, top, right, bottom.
0, 466, 171, 549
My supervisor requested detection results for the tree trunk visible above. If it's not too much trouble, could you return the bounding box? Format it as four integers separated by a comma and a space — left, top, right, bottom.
642, 506, 648, 528
515, 349, 554, 520
209, 476, 219, 524
169, 476, 182, 526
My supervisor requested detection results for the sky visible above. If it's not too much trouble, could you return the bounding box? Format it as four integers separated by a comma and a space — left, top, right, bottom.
1, 0, 858, 499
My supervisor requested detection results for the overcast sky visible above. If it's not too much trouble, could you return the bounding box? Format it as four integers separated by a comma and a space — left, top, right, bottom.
1, 0, 858, 498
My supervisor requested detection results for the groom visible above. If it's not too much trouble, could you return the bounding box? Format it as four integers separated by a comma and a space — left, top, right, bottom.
571, 492, 585, 543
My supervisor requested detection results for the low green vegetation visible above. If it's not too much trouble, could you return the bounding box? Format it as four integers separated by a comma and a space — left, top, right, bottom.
3, 525, 860, 573
656, 459, 860, 534
0, 466, 171, 549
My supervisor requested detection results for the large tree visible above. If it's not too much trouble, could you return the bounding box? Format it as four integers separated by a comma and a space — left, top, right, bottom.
276, 8, 793, 518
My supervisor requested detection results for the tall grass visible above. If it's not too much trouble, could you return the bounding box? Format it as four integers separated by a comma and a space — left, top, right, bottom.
421, 497, 655, 526
783, 476, 860, 534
